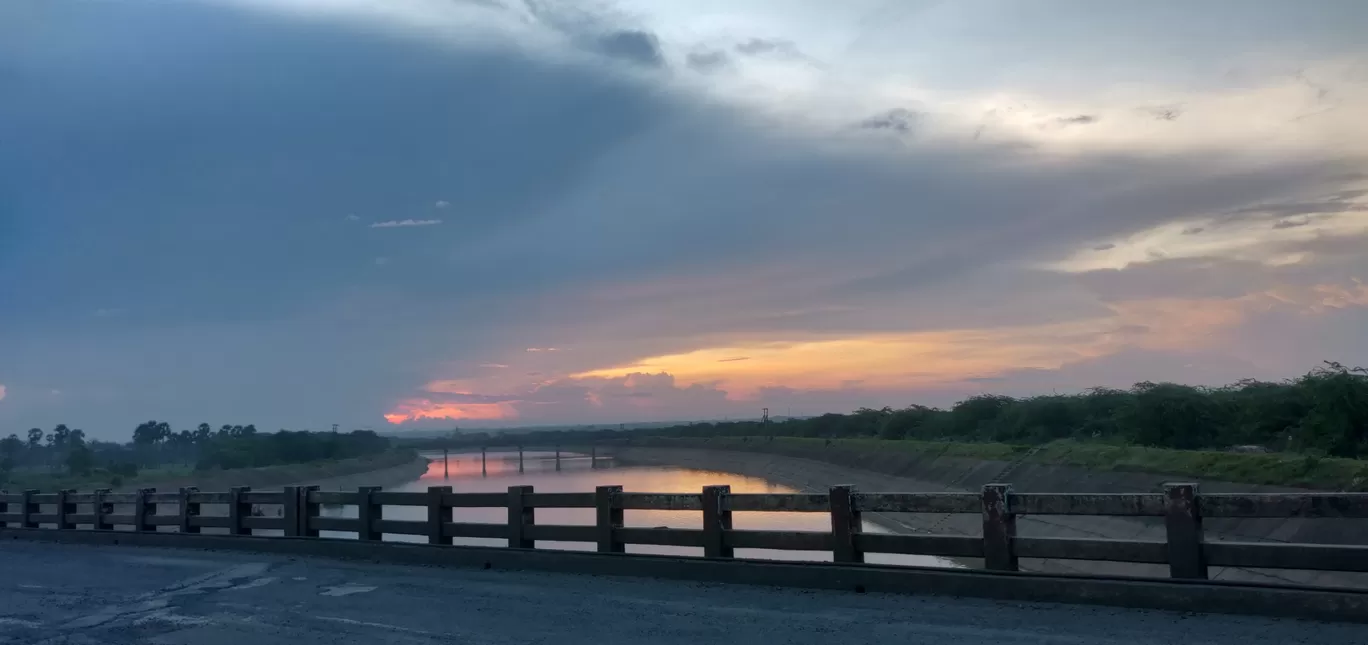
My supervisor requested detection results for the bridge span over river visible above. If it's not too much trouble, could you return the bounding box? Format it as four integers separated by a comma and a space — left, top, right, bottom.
3, 483, 1368, 642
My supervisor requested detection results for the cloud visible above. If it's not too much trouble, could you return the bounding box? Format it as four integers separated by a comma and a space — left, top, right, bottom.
734, 38, 802, 58
686, 50, 729, 73
0, 385, 6, 403
480, 363, 509, 368
369, 219, 443, 228
858, 108, 918, 133
434, 200, 450, 208
3, 0, 1367, 435
1054, 114, 1099, 126
594, 30, 665, 68
345, 214, 360, 221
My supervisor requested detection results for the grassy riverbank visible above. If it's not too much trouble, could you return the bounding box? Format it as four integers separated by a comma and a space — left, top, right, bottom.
625, 436, 1368, 491
1, 448, 423, 492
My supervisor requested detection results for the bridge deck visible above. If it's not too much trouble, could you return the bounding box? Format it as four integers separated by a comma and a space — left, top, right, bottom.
0, 541, 1355, 644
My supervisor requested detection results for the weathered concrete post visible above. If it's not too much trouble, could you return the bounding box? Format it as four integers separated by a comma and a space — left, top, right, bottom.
443, 448, 449, 479
0, 489, 8, 528
282, 486, 301, 537
1165, 482, 1207, 579
93, 488, 113, 531
702, 485, 733, 559
300, 485, 320, 537
228, 487, 251, 536
56, 489, 76, 530
829, 485, 863, 564
595, 485, 625, 553
358, 486, 383, 542
428, 485, 452, 545
22, 490, 39, 529
591, 446, 598, 470
136, 488, 157, 533
555, 446, 561, 472
178, 487, 200, 534
519, 446, 524, 474
982, 483, 1018, 571
481, 447, 487, 477
507, 485, 535, 548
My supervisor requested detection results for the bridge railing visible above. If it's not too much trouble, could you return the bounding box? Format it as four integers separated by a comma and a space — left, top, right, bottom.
4, 483, 1368, 580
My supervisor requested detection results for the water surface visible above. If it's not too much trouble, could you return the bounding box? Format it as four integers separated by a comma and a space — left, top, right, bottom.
321, 451, 957, 568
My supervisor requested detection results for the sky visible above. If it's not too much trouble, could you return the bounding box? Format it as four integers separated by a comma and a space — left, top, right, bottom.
2, 0, 1367, 439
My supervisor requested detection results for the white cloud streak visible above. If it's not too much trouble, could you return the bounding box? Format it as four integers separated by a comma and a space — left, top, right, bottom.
370, 219, 443, 228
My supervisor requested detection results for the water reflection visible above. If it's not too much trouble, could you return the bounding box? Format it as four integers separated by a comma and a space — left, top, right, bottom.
320, 451, 957, 568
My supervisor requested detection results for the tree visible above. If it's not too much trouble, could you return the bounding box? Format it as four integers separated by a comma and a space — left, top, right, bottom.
27, 427, 43, 450
0, 433, 22, 474
195, 423, 212, 443
66, 443, 94, 476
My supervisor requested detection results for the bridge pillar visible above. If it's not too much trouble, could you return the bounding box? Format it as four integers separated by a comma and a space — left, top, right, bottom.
481, 447, 487, 477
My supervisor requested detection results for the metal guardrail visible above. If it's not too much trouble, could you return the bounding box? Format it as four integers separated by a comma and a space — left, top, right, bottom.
4, 483, 1368, 580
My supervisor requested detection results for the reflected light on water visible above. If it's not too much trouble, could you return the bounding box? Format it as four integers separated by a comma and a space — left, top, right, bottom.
318, 452, 959, 568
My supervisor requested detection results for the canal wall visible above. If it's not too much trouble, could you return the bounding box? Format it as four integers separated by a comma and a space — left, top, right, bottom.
606, 444, 1368, 588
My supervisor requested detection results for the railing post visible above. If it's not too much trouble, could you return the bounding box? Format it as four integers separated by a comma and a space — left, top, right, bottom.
93, 488, 113, 531
428, 485, 452, 545
22, 490, 39, 528
595, 485, 625, 553
702, 485, 733, 559
56, 489, 76, 530
507, 485, 534, 548
179, 487, 200, 534
982, 483, 1018, 571
358, 486, 383, 542
0, 489, 8, 528
282, 486, 300, 537
829, 485, 863, 564
136, 488, 157, 533
1165, 482, 1207, 579
227, 487, 250, 536
300, 485, 320, 537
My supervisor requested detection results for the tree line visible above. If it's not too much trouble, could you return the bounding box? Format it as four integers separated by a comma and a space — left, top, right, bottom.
0, 420, 392, 483
422, 362, 1368, 459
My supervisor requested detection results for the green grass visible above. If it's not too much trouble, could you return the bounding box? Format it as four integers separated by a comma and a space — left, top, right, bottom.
629, 436, 1368, 491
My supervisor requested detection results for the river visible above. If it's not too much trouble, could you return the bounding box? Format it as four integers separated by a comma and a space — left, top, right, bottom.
319, 450, 958, 568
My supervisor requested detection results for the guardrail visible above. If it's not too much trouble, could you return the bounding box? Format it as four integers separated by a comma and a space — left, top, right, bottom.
3, 483, 1367, 580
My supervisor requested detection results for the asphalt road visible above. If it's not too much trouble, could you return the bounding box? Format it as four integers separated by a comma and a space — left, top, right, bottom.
0, 541, 1357, 645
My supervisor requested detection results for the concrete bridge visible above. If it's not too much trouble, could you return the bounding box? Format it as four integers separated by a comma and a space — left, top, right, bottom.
3, 485, 1368, 642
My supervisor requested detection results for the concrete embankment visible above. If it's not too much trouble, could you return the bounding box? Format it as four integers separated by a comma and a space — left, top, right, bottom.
606, 442, 1368, 588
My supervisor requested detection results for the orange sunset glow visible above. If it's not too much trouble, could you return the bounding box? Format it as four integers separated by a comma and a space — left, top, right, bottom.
383, 399, 519, 424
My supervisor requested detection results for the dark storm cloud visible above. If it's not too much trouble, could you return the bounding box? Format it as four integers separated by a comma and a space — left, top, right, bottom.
595, 29, 665, 68
859, 108, 919, 133
686, 50, 730, 72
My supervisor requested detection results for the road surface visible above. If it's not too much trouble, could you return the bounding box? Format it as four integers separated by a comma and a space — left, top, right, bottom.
0, 541, 1354, 644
